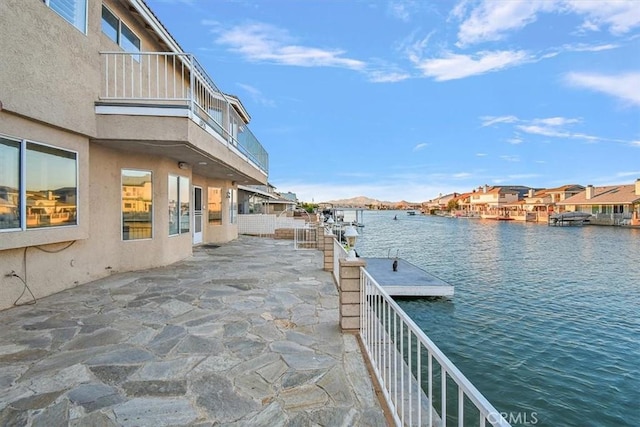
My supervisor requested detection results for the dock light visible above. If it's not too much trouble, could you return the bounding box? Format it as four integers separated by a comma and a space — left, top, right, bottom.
326, 216, 334, 231
344, 225, 359, 259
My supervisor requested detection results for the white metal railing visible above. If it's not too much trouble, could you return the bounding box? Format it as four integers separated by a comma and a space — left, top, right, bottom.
360, 268, 511, 427
100, 51, 268, 174
294, 223, 317, 250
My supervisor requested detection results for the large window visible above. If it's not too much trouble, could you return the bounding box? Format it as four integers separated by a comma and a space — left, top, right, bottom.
122, 170, 152, 240
1, 135, 78, 231
44, 0, 87, 33
101, 5, 141, 60
208, 187, 222, 225
169, 175, 190, 235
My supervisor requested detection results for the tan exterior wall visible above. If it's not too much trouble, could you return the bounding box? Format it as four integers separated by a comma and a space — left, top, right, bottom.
95, 115, 267, 184
0, 0, 100, 137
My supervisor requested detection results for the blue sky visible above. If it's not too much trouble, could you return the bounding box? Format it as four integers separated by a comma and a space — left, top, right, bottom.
147, 0, 640, 203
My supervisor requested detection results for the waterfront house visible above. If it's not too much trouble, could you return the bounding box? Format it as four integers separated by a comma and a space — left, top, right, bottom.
556, 180, 640, 226
470, 185, 529, 218
510, 184, 585, 222
238, 184, 297, 215
0, 0, 269, 310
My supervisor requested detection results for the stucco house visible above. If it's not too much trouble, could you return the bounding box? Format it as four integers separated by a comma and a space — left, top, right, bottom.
556, 180, 640, 226
469, 185, 529, 214
0, 0, 269, 310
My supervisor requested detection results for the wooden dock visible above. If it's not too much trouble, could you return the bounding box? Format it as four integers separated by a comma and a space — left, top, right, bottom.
363, 258, 454, 297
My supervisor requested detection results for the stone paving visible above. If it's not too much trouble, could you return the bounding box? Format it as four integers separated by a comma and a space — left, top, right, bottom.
0, 236, 387, 426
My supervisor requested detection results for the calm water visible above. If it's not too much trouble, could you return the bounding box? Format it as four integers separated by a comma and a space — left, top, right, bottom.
355, 211, 640, 427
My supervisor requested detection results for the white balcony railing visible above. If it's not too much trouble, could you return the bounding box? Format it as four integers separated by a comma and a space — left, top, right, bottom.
99, 51, 268, 175
360, 268, 511, 427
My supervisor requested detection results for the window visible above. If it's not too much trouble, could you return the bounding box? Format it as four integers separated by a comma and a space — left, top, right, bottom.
122, 170, 152, 240
0, 138, 20, 230
208, 187, 222, 224
44, 0, 87, 33
169, 175, 190, 235
1, 135, 78, 231
229, 188, 237, 224
101, 5, 141, 60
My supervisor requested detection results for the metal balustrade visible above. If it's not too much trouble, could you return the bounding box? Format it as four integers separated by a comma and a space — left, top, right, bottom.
359, 268, 511, 427
100, 51, 268, 175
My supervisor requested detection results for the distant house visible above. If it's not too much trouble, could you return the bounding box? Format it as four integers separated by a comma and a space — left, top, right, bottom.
557, 180, 640, 226
522, 185, 585, 212
469, 185, 527, 213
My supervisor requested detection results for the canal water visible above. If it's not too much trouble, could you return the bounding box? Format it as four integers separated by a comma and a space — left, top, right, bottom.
355, 210, 639, 427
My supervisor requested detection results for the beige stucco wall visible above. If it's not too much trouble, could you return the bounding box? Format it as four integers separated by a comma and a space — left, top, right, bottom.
95, 115, 267, 184
0, 0, 100, 137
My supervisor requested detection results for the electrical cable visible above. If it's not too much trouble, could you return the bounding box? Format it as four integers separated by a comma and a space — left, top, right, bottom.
10, 241, 76, 307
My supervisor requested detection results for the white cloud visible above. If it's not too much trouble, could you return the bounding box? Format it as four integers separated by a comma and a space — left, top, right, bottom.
563, 0, 640, 35
500, 155, 520, 162
564, 72, 640, 106
367, 70, 412, 83
212, 22, 366, 70
476, 153, 487, 156
388, 0, 418, 22
507, 137, 523, 144
455, 0, 552, 47
631, 141, 640, 147
453, 0, 640, 47
413, 143, 429, 151
616, 170, 640, 177
480, 115, 519, 127
236, 83, 276, 107
414, 50, 530, 81
532, 117, 581, 126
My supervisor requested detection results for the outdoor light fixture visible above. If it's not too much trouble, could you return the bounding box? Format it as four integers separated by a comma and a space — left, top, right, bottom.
343, 225, 359, 259
178, 162, 188, 170
326, 216, 335, 233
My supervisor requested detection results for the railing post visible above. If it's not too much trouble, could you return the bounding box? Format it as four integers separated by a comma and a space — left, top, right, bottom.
338, 258, 366, 332
321, 227, 334, 271
188, 54, 195, 116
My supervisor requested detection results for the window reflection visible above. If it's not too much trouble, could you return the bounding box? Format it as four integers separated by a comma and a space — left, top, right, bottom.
122, 169, 152, 240
0, 138, 20, 230
208, 187, 222, 225
169, 175, 189, 235
180, 177, 190, 233
26, 142, 77, 229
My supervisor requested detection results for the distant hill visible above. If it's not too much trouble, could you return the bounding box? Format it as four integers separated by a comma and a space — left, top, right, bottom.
321, 196, 422, 207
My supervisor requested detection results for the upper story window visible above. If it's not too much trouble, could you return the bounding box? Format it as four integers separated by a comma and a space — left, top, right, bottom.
1, 135, 78, 231
44, 0, 87, 33
101, 5, 141, 60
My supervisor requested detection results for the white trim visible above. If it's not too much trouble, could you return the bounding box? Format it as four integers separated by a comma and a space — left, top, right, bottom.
95, 105, 190, 117
127, 0, 184, 54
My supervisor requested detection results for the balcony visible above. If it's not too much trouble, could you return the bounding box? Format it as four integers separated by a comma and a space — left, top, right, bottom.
96, 52, 268, 183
